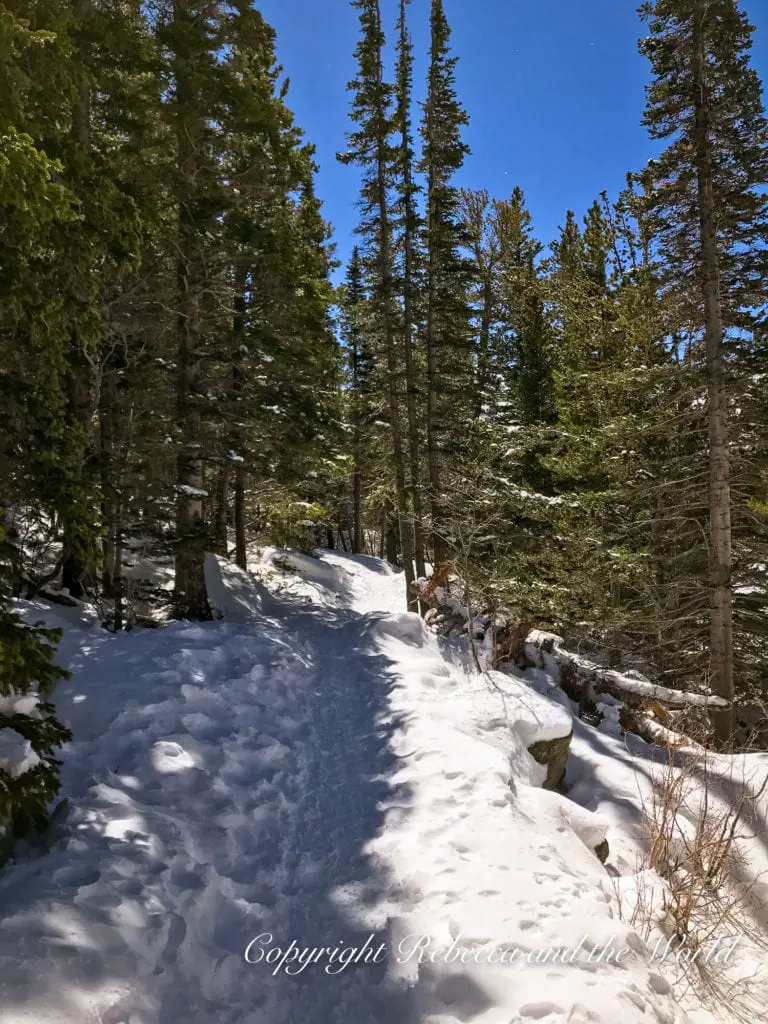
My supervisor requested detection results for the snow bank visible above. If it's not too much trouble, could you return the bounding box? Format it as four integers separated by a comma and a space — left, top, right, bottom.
204, 552, 277, 621
0, 551, 691, 1024
252, 546, 405, 614
366, 617, 681, 1024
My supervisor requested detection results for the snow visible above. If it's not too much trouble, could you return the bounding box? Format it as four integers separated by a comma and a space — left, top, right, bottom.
0, 547, 763, 1023
0, 694, 42, 719
0, 729, 40, 778
524, 630, 730, 708
204, 553, 277, 621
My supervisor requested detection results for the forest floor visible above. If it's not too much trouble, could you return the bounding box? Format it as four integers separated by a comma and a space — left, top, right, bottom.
1, 550, 767, 1024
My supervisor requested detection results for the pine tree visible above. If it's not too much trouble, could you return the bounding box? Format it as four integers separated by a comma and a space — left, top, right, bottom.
495, 188, 555, 437
640, 0, 768, 740
419, 0, 471, 566
460, 188, 501, 418
339, 0, 416, 607
0, 10, 73, 847
459, 188, 560, 625
394, 0, 426, 582
0, 528, 72, 849
159, 0, 222, 620
211, 2, 340, 568
340, 248, 375, 554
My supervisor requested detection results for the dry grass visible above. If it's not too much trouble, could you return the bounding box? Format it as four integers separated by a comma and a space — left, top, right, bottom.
618, 744, 768, 1021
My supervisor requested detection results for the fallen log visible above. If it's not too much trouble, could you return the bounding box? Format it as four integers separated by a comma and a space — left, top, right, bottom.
522, 629, 730, 711
618, 708, 707, 756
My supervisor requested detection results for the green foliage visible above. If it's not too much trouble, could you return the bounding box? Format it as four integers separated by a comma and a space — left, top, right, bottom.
0, 520, 71, 848
266, 499, 330, 553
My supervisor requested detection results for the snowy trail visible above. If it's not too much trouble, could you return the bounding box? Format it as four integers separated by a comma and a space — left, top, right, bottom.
258, 610, 415, 1024
0, 617, 322, 1023
0, 595, 423, 1023
0, 552, 690, 1024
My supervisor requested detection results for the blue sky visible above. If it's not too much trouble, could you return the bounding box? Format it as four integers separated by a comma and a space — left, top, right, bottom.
258, 0, 768, 279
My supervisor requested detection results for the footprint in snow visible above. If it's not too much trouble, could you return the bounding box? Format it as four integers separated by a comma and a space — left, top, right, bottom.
518, 1002, 564, 1020
151, 740, 196, 773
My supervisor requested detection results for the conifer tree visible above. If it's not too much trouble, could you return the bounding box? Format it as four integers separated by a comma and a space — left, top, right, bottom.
394, 0, 426, 582
340, 0, 417, 607
419, 0, 471, 566
640, 0, 768, 739
495, 188, 555, 437
340, 248, 375, 554
212, 3, 340, 568
0, 10, 74, 846
159, 0, 221, 620
460, 188, 501, 418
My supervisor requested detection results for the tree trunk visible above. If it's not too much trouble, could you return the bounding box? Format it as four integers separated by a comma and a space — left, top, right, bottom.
61, 368, 92, 599
212, 466, 229, 556
100, 355, 119, 600
397, 0, 426, 585
112, 524, 124, 632
352, 458, 363, 554
231, 267, 248, 571
425, 165, 445, 568
693, 14, 734, 744
61, 0, 94, 600
234, 466, 247, 570
172, 7, 209, 621
173, 269, 208, 620
351, 335, 363, 554
372, 0, 416, 608
385, 504, 399, 567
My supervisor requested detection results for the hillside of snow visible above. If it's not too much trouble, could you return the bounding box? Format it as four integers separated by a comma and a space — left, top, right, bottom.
1, 549, 766, 1024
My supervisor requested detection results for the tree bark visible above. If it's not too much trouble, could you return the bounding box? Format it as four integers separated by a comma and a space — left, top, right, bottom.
112, 525, 124, 632
231, 268, 248, 571
352, 456, 363, 554
61, 0, 94, 600
424, 167, 445, 568
212, 466, 229, 556
693, 12, 734, 744
99, 353, 119, 601
234, 466, 247, 570
523, 629, 731, 714
172, 1, 209, 620
385, 503, 399, 567
397, 0, 426, 586
371, 0, 416, 606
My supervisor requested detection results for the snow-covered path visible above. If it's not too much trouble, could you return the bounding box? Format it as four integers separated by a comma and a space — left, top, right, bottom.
0, 553, 689, 1024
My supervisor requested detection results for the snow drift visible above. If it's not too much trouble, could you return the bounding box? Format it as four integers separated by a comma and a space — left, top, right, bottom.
0, 548, 735, 1024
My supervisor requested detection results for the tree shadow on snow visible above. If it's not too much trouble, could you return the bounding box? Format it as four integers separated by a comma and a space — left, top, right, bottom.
0, 605, 495, 1024
255, 606, 495, 1024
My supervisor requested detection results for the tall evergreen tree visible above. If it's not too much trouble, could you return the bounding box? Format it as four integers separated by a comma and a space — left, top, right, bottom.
640, 0, 768, 740
339, 0, 417, 607
340, 247, 374, 554
159, 0, 222, 620
419, 0, 471, 566
460, 188, 501, 418
394, 0, 426, 582
0, 7, 75, 847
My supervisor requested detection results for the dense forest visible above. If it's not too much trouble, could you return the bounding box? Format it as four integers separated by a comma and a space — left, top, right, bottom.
1, 0, 767, 839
